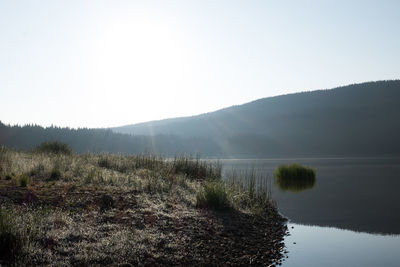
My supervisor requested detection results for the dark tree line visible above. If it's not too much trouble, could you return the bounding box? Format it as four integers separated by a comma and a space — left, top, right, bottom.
0, 122, 221, 156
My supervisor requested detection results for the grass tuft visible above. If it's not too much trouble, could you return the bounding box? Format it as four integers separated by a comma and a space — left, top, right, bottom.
196, 180, 229, 210
196, 169, 275, 216
18, 175, 29, 187
34, 141, 73, 155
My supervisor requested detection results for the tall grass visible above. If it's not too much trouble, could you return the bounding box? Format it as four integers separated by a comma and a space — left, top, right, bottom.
18, 175, 29, 187
97, 154, 165, 173
1, 147, 220, 196
0, 146, 12, 178
197, 168, 275, 216
97, 154, 221, 180
2, 146, 273, 215
196, 180, 229, 210
225, 169, 274, 215
0, 209, 24, 263
171, 155, 221, 180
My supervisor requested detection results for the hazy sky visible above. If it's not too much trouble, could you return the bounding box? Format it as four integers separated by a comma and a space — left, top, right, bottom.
1, 0, 399, 128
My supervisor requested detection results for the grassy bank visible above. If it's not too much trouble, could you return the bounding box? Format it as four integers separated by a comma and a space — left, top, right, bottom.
0, 145, 287, 266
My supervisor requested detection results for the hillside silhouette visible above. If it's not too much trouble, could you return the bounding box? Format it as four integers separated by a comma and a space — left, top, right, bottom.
113, 80, 400, 157
1, 80, 399, 157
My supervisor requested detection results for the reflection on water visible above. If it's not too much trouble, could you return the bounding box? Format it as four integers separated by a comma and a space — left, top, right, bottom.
274, 173, 316, 192
220, 157, 400, 234
283, 223, 400, 267
274, 164, 316, 192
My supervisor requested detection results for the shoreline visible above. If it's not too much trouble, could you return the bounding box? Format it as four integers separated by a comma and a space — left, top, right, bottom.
0, 150, 287, 266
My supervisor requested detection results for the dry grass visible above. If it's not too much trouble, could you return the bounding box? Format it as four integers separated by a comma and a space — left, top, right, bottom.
0, 148, 286, 266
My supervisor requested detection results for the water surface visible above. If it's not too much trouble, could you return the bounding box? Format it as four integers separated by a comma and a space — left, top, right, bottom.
220, 157, 400, 234
284, 223, 400, 267
220, 157, 400, 266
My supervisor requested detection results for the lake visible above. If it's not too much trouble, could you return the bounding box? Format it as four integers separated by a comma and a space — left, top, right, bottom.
219, 157, 400, 266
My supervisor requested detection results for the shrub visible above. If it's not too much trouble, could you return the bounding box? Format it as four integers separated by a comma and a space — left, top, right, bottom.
34, 141, 73, 155
196, 180, 229, 210
274, 164, 316, 192
18, 175, 29, 187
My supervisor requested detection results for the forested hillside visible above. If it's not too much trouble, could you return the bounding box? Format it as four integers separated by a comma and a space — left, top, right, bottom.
2, 80, 400, 157
113, 80, 400, 157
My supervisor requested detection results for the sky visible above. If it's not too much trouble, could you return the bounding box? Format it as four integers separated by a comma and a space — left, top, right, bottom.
1, 0, 399, 128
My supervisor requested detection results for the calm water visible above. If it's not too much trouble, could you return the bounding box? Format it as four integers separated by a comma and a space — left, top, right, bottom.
284, 223, 400, 267
219, 157, 400, 266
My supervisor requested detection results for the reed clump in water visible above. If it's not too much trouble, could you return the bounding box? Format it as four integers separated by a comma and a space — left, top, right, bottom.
274, 163, 316, 192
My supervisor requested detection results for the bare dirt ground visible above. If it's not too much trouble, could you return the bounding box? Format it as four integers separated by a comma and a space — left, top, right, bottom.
0, 178, 287, 266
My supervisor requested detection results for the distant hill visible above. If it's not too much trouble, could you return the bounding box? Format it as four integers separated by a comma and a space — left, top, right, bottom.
2, 80, 399, 157
113, 80, 400, 157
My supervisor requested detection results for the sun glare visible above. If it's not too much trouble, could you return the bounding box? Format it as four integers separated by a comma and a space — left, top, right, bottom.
88, 16, 189, 109
80, 13, 189, 125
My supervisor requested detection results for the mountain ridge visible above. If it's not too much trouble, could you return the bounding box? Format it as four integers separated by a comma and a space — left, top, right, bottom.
112, 80, 400, 157
114, 80, 399, 135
